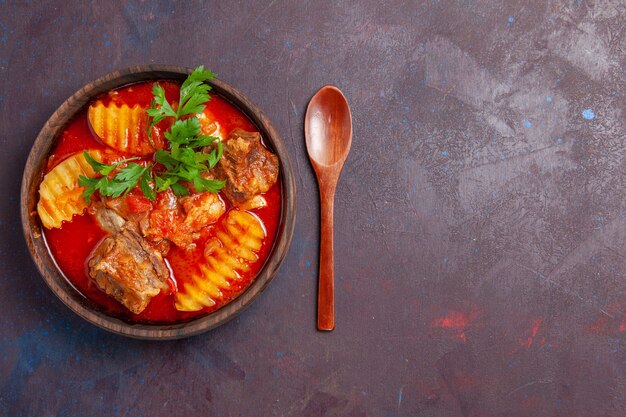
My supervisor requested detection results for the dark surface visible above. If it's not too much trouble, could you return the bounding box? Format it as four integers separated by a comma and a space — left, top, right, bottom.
1, 1, 625, 416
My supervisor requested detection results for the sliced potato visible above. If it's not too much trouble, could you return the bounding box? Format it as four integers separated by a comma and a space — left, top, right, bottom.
88, 101, 164, 156
175, 210, 266, 311
37, 150, 101, 229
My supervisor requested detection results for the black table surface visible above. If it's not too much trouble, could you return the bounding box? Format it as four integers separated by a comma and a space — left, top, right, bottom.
1, 1, 625, 416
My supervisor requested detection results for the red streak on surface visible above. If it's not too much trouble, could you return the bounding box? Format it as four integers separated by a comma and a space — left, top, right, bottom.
587, 301, 626, 335
431, 308, 479, 343
589, 315, 611, 334
42, 80, 281, 323
519, 318, 543, 349
432, 310, 472, 329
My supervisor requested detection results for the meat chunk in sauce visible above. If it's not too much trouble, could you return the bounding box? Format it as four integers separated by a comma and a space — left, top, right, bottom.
104, 193, 153, 222
180, 192, 225, 232
139, 189, 197, 250
139, 189, 224, 250
90, 202, 126, 234
217, 129, 279, 205
89, 192, 153, 235
88, 224, 170, 314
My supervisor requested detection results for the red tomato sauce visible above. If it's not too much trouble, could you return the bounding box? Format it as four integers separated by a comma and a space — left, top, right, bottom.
42, 81, 281, 324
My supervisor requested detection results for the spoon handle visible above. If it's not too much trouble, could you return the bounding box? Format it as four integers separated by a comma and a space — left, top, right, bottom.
318, 185, 335, 331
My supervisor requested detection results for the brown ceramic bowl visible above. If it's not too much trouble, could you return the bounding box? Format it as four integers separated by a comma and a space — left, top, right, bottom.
20, 65, 296, 340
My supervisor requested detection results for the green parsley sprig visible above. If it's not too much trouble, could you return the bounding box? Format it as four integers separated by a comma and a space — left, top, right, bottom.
78, 66, 225, 204
78, 153, 153, 205
146, 66, 216, 133
154, 116, 224, 196
147, 66, 224, 196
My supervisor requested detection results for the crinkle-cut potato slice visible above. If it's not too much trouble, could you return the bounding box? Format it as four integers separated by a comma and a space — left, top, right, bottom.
175, 210, 266, 312
37, 150, 102, 229
88, 100, 163, 156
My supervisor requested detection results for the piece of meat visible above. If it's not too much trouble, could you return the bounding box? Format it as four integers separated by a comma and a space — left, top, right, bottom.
90, 200, 172, 256
155, 188, 178, 211
217, 129, 279, 204
180, 192, 226, 232
88, 224, 170, 314
89, 202, 126, 234
139, 189, 198, 250
105, 193, 152, 222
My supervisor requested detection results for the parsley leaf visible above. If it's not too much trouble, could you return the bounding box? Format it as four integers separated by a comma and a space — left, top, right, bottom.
165, 118, 202, 145
170, 182, 189, 196
178, 66, 216, 117
188, 134, 220, 150
83, 152, 115, 175
193, 176, 226, 194
113, 163, 148, 185
140, 168, 156, 201
78, 176, 106, 205
147, 84, 177, 133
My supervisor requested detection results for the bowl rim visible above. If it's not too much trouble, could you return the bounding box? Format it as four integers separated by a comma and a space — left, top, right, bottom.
20, 64, 296, 340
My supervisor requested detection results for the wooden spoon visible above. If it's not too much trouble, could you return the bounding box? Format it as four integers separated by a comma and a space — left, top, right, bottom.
305, 85, 353, 331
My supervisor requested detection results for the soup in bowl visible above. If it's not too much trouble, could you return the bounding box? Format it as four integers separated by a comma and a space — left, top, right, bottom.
21, 65, 295, 339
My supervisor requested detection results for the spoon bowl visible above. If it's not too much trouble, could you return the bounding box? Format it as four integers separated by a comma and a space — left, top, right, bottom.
305, 86, 352, 168
304, 85, 352, 331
